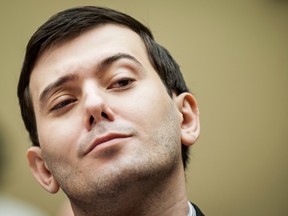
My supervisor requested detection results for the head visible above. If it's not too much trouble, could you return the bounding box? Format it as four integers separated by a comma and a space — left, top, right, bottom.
18, 7, 200, 214
18, 6, 198, 169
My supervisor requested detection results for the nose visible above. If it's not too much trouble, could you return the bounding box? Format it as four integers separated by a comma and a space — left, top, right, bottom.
83, 83, 115, 130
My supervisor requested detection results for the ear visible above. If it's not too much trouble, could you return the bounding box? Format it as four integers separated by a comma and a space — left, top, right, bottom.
174, 92, 200, 146
27, 147, 60, 194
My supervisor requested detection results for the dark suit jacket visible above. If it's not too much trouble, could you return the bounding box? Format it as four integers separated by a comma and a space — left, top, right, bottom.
191, 202, 205, 216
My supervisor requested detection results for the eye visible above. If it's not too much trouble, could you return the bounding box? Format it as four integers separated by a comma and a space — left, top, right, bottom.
50, 98, 77, 112
108, 78, 135, 90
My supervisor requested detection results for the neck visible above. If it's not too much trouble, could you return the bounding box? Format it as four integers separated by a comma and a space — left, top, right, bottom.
71, 162, 189, 216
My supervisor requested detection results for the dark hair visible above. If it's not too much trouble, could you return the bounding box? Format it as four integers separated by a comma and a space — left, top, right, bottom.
17, 6, 191, 168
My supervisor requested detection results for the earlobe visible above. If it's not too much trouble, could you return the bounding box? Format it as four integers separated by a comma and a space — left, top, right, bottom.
27, 147, 60, 194
175, 93, 200, 146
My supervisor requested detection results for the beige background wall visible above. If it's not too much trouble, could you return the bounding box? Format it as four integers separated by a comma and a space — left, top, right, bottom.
0, 1, 287, 215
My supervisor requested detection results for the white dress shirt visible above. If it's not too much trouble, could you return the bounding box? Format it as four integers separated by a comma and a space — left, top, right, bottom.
188, 201, 197, 216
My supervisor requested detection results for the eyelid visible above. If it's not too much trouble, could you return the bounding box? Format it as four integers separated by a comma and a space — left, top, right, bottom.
107, 76, 136, 90
104, 60, 140, 81
48, 94, 77, 112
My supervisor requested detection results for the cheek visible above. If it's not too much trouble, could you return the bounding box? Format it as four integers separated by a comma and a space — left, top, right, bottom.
38, 119, 81, 184
127, 88, 171, 122
115, 87, 177, 135
37, 115, 82, 156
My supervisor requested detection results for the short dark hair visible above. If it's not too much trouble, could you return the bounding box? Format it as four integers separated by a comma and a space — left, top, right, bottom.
17, 6, 191, 168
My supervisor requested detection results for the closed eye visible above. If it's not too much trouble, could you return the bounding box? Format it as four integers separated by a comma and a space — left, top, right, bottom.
50, 98, 77, 112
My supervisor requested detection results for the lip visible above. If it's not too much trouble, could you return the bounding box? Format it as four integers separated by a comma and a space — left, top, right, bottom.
84, 133, 131, 156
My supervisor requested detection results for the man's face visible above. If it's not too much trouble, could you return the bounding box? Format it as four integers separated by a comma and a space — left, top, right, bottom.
29, 24, 189, 201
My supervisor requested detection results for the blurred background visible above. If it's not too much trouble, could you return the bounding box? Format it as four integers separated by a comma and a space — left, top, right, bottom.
0, 1, 287, 215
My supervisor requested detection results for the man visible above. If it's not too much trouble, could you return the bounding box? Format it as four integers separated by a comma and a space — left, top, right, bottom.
17, 6, 203, 216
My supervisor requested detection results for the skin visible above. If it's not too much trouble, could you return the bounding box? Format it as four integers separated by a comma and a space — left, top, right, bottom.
27, 24, 200, 216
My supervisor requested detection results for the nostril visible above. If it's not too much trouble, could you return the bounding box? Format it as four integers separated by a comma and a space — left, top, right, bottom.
89, 116, 94, 126
101, 112, 108, 119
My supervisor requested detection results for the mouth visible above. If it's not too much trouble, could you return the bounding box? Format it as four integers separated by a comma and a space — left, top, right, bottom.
83, 133, 132, 156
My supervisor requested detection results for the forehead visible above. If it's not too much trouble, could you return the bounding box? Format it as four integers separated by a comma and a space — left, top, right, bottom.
30, 24, 151, 91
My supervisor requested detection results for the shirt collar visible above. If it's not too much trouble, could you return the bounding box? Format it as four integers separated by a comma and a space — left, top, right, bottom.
187, 201, 196, 216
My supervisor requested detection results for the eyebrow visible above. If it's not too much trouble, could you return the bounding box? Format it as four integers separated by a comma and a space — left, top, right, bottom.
98, 53, 143, 73
39, 73, 78, 105
38, 53, 143, 106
